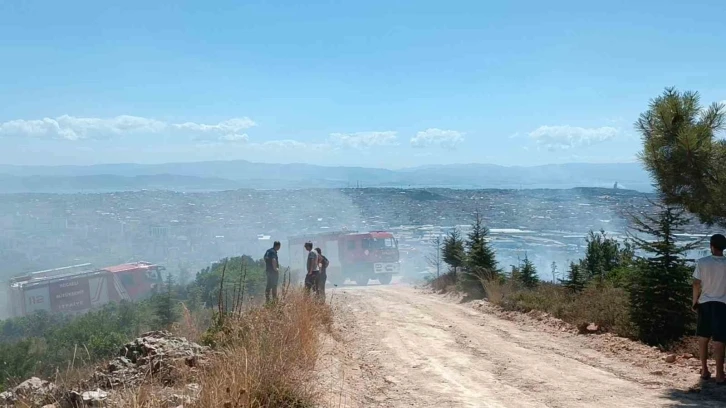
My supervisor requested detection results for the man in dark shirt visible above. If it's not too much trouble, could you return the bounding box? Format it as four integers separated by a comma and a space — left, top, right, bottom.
304, 242, 319, 294
315, 247, 329, 301
264, 241, 281, 302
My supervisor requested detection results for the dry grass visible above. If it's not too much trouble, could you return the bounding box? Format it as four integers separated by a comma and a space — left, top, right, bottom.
565, 284, 634, 336
46, 289, 332, 408
480, 279, 636, 339
171, 303, 213, 344
480, 277, 515, 305
193, 290, 330, 407
428, 271, 458, 293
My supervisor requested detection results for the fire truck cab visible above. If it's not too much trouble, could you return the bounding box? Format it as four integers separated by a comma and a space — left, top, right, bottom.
287, 231, 400, 286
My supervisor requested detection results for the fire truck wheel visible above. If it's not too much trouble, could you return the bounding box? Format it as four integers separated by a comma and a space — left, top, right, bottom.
355, 274, 369, 286
378, 274, 393, 285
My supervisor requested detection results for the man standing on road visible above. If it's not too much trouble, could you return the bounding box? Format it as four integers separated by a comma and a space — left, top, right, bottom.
264, 241, 281, 302
315, 247, 329, 301
693, 233, 726, 383
304, 242, 319, 294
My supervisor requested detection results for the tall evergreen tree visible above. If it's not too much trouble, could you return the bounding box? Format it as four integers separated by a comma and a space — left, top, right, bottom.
519, 255, 539, 289
638, 88, 726, 227
509, 264, 521, 283
560, 262, 586, 293
442, 228, 465, 274
628, 201, 699, 346
153, 272, 178, 329
462, 211, 498, 292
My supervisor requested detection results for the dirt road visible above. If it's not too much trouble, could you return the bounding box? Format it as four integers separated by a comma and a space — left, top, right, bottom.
318, 284, 721, 408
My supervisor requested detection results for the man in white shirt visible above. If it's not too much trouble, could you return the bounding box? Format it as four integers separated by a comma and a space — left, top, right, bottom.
693, 234, 726, 383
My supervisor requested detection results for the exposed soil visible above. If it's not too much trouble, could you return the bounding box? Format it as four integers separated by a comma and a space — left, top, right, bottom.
317, 284, 726, 408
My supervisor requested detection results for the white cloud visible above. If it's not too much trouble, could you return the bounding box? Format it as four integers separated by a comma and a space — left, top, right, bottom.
217, 133, 250, 142
172, 118, 256, 134
528, 125, 618, 151
410, 128, 464, 148
250, 139, 329, 151
329, 131, 398, 149
0, 115, 256, 143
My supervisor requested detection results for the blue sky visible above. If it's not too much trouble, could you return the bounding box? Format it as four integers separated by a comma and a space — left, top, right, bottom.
0, 0, 724, 168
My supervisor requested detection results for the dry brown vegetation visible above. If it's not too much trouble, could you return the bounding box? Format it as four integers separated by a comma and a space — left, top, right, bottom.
11, 290, 333, 408
125, 291, 331, 408
193, 291, 332, 408
481, 279, 636, 338
428, 271, 457, 293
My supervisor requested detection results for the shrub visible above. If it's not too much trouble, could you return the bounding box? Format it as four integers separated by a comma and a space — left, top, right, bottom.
566, 282, 635, 337
495, 281, 635, 339
499, 282, 568, 315
428, 270, 457, 293
481, 277, 517, 306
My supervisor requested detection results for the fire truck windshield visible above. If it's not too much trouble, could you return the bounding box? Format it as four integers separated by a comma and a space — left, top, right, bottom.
363, 238, 396, 249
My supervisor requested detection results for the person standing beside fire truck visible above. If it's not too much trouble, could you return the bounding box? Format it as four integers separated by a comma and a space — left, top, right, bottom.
304, 241, 319, 294
264, 241, 281, 302
315, 247, 329, 301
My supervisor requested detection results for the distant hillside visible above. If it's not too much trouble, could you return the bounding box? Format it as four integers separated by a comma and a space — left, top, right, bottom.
0, 174, 240, 193
0, 161, 653, 193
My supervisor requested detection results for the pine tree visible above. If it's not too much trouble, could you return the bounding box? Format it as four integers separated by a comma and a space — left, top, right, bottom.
560, 262, 586, 293
627, 200, 698, 346
153, 272, 178, 329
509, 264, 521, 283
638, 88, 726, 227
519, 255, 539, 289
442, 228, 465, 274
462, 211, 498, 293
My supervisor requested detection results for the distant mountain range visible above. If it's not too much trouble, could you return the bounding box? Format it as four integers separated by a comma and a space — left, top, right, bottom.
0, 161, 653, 193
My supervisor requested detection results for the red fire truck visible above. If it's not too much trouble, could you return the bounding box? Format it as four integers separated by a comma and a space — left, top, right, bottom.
287, 231, 400, 285
6, 261, 164, 318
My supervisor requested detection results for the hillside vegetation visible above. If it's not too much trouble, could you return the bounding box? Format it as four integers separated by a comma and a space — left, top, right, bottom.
431, 200, 697, 348
0, 255, 330, 408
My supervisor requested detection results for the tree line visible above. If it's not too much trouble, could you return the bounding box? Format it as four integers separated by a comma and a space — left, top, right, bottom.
435, 200, 698, 347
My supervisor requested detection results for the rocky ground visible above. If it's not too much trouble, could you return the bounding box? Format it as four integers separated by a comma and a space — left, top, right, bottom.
317, 283, 726, 407
1, 331, 208, 408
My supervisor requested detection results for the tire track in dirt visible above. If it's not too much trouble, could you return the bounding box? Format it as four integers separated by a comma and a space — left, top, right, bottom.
319, 285, 718, 407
